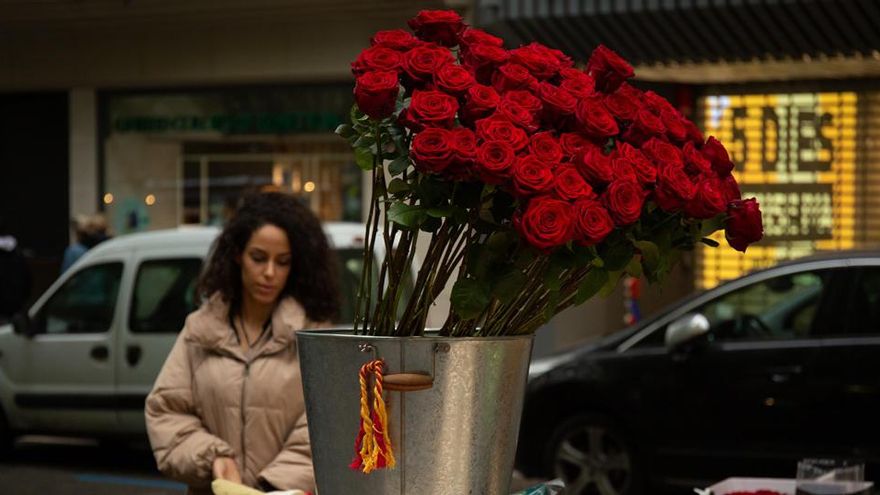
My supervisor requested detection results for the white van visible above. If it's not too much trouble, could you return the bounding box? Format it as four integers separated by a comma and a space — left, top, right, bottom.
0, 223, 378, 448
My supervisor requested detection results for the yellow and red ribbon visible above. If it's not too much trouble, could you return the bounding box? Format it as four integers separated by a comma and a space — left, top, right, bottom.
350, 359, 396, 473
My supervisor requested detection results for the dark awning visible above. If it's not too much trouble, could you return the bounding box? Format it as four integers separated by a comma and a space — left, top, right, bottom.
474, 0, 880, 66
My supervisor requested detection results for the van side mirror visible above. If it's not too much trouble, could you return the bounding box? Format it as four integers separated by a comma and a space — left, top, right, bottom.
11, 312, 34, 338
665, 313, 710, 351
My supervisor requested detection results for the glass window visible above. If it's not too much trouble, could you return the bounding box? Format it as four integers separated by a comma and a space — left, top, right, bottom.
35, 263, 124, 334
697, 270, 829, 342
844, 268, 880, 335
129, 258, 202, 333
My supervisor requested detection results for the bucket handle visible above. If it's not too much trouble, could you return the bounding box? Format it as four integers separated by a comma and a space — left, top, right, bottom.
358, 342, 449, 392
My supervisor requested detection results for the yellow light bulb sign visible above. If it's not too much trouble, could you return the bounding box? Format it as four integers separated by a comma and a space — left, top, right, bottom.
699, 92, 857, 289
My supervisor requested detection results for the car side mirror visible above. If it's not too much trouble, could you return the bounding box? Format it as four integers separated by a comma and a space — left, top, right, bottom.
11, 312, 34, 338
665, 313, 710, 351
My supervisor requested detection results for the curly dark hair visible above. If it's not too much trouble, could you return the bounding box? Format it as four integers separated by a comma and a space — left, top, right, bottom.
197, 192, 340, 323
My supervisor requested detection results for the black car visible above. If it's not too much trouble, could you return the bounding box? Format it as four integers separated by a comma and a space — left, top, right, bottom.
515, 252, 880, 495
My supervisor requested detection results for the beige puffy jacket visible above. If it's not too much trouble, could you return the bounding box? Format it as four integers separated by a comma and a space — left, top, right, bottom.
145, 294, 317, 495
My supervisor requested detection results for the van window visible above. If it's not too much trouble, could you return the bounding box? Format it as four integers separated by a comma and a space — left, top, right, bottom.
35, 263, 124, 334
129, 258, 202, 333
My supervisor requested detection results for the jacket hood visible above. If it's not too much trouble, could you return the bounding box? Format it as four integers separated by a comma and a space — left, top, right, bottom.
184, 293, 307, 357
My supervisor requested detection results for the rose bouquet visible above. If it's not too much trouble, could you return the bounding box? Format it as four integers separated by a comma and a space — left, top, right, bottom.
338, 9, 763, 338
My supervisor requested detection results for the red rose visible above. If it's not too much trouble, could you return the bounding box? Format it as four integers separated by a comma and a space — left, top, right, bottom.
603, 88, 640, 121
684, 177, 726, 219
559, 133, 592, 160
576, 145, 614, 186
461, 44, 510, 83
475, 116, 529, 151
410, 128, 454, 174
450, 127, 477, 163
573, 199, 614, 246
576, 96, 619, 139
661, 108, 688, 142
503, 90, 543, 116
492, 63, 539, 93
476, 141, 516, 184
684, 120, 705, 145
401, 90, 459, 130
434, 63, 475, 94
611, 156, 638, 183
516, 196, 574, 252
351, 46, 403, 76
407, 10, 464, 47
529, 131, 564, 164
559, 69, 596, 99
496, 101, 540, 132
370, 29, 420, 51
603, 180, 645, 226
403, 45, 455, 84
725, 198, 764, 252
461, 84, 501, 125
354, 71, 400, 120
538, 82, 577, 126
614, 142, 656, 184
512, 155, 555, 198
458, 28, 504, 48
622, 108, 666, 145
641, 90, 676, 116
586, 44, 634, 93
554, 165, 596, 202
720, 174, 741, 204
703, 136, 735, 176
654, 163, 696, 212
682, 142, 712, 177
641, 137, 684, 168
509, 42, 562, 80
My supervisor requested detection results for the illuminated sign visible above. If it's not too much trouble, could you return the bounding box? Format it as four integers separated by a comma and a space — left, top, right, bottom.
699, 92, 857, 288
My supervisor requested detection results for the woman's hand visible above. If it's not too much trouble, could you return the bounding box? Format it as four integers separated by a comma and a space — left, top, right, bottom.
212, 456, 242, 484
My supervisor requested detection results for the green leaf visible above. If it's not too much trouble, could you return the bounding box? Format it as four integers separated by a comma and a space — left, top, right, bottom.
353, 134, 374, 148
700, 237, 720, 247
427, 206, 453, 218
543, 261, 565, 292
419, 216, 442, 232
633, 240, 660, 273
350, 104, 369, 123
599, 270, 624, 297
544, 290, 560, 323
388, 156, 410, 175
335, 124, 354, 138
387, 203, 426, 229
388, 178, 409, 195
491, 268, 527, 304
354, 147, 375, 171
487, 231, 515, 256
599, 241, 635, 271
701, 213, 727, 237
625, 257, 643, 278
575, 268, 609, 304
451, 278, 491, 320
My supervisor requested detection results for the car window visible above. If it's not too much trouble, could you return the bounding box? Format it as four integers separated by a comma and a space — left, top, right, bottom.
129, 258, 202, 333
698, 270, 829, 342
35, 263, 124, 334
837, 267, 880, 336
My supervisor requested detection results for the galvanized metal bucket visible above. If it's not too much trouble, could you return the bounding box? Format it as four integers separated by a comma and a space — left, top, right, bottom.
296, 329, 534, 495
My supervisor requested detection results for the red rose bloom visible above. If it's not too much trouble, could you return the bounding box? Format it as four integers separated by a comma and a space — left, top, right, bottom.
725, 198, 764, 252
403, 45, 455, 83
611, 156, 638, 183
603, 180, 645, 226
410, 128, 453, 174
402, 90, 459, 131
450, 127, 477, 164
654, 163, 697, 212
559, 69, 596, 99
586, 44, 634, 93
407, 10, 464, 47
603, 89, 640, 121
576, 146, 614, 186
509, 42, 562, 80
476, 141, 516, 184
434, 64, 475, 94
496, 101, 540, 132
503, 90, 543, 116
461, 84, 501, 125
462, 44, 510, 83
614, 142, 656, 184
684, 120, 705, 145
554, 165, 596, 202
492, 63, 539, 93
641, 90, 676, 116
720, 174, 742, 204
661, 108, 688, 142
559, 133, 592, 160
475, 116, 530, 151
684, 177, 726, 219
370, 29, 420, 51
703, 136, 735, 176
354, 71, 400, 120
512, 155, 555, 198
573, 199, 614, 246
516, 196, 574, 252
351, 46, 403, 75
458, 28, 504, 48
538, 82, 577, 125
641, 137, 684, 168
622, 108, 666, 145
682, 141, 712, 177
529, 131, 564, 164
576, 96, 619, 139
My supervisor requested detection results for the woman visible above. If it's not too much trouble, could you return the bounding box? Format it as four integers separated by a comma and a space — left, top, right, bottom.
146, 192, 340, 494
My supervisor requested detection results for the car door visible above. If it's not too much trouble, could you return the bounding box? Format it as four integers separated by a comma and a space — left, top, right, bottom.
13, 260, 126, 433
115, 252, 203, 434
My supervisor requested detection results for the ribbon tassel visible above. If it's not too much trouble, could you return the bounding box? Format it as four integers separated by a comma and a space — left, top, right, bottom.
350, 359, 396, 473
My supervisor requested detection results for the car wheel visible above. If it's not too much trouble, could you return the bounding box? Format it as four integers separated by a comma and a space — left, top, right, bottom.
544, 414, 639, 495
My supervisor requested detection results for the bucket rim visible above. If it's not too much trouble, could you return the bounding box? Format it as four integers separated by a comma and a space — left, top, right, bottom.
296, 327, 534, 342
